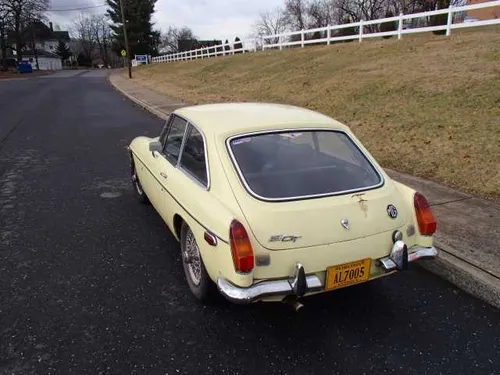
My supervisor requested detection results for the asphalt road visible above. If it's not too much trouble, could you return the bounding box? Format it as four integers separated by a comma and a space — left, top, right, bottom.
1, 70, 499, 375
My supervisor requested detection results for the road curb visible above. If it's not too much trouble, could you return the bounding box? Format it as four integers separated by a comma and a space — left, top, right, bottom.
108, 75, 169, 120
108, 73, 500, 310
419, 248, 500, 309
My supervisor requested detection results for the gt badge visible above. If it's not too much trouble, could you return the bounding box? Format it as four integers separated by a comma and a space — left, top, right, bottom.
269, 235, 301, 243
387, 204, 398, 219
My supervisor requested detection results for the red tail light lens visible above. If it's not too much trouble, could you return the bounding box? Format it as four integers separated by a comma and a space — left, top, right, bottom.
229, 220, 254, 273
414, 192, 437, 235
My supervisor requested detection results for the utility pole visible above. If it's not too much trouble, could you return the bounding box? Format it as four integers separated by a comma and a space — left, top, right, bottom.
119, 0, 132, 78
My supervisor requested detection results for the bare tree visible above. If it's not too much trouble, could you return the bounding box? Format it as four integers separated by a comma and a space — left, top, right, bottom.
90, 14, 112, 66
252, 7, 288, 44
3, 0, 49, 62
308, 0, 341, 27
160, 26, 196, 53
284, 0, 309, 30
337, 0, 387, 23
0, 2, 12, 70
72, 13, 96, 66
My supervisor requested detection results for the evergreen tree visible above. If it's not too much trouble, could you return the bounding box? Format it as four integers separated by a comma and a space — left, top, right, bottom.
55, 39, 71, 62
106, 0, 157, 56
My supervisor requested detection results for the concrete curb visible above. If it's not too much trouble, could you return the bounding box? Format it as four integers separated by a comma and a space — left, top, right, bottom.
108, 73, 500, 310
419, 248, 500, 309
108, 75, 169, 120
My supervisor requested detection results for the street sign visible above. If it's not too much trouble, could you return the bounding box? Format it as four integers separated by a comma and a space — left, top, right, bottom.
135, 55, 148, 65
121, 49, 127, 57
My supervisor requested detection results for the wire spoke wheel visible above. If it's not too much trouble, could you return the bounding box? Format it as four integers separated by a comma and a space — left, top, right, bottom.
185, 229, 202, 286
132, 168, 143, 195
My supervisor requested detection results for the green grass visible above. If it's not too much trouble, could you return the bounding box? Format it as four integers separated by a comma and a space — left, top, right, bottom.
131, 27, 500, 201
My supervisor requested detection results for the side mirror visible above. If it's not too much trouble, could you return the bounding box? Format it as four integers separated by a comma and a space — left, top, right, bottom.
149, 141, 162, 157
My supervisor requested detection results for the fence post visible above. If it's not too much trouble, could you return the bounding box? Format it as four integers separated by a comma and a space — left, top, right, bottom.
279, 35, 283, 51
446, 5, 453, 36
397, 13, 403, 40
301, 29, 305, 48
359, 19, 364, 42
327, 25, 331, 45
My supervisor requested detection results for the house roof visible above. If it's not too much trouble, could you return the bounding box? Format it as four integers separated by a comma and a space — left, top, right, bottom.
22, 49, 60, 58
8, 20, 70, 43
53, 31, 70, 42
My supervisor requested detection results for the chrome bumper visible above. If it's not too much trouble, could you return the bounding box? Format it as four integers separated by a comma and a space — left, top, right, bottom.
217, 263, 322, 304
379, 245, 438, 271
217, 244, 438, 304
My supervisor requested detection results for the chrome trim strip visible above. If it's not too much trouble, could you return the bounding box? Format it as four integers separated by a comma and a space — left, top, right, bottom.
379, 246, 438, 271
217, 275, 323, 304
225, 128, 385, 202
131, 150, 228, 244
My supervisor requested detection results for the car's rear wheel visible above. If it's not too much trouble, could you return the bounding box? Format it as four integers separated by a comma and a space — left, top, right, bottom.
180, 222, 218, 303
131, 163, 149, 204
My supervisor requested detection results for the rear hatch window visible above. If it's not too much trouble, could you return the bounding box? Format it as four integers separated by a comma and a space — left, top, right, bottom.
228, 130, 382, 200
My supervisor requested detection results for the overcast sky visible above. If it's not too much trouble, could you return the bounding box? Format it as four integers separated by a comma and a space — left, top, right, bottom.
47, 0, 283, 40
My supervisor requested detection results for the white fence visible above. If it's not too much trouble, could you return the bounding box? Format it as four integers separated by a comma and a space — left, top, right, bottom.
152, 0, 500, 63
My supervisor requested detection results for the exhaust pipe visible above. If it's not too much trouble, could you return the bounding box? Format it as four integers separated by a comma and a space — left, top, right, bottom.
283, 296, 304, 312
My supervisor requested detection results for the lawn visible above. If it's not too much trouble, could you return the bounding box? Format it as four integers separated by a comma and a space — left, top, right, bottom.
131, 27, 500, 201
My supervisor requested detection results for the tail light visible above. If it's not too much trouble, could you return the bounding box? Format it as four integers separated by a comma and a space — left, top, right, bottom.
414, 192, 437, 235
229, 220, 254, 273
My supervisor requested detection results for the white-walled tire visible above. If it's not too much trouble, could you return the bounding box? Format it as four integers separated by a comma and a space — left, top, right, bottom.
180, 222, 218, 303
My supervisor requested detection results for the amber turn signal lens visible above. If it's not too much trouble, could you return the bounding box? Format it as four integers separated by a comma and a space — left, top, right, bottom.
414, 192, 437, 235
229, 220, 254, 273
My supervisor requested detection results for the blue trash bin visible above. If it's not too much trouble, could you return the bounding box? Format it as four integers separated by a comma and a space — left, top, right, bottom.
17, 61, 33, 74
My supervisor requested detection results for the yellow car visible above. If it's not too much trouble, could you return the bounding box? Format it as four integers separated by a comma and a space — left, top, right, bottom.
128, 103, 437, 306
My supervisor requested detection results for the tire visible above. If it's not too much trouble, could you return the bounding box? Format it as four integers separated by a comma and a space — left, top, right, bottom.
180, 222, 218, 303
131, 162, 149, 204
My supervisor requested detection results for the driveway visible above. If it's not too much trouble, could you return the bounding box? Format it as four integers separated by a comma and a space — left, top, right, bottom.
0, 71, 499, 375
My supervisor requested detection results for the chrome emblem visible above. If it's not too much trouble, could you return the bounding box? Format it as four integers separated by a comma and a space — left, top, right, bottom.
340, 219, 349, 230
387, 204, 398, 219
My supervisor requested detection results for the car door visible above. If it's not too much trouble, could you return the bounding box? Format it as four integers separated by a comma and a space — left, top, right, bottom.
155, 120, 210, 232
151, 115, 190, 227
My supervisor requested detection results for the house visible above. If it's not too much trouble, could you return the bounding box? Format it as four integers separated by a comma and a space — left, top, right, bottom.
22, 49, 63, 70
466, 0, 500, 20
10, 20, 71, 70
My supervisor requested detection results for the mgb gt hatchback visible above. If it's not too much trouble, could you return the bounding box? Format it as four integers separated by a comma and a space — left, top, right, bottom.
128, 103, 437, 306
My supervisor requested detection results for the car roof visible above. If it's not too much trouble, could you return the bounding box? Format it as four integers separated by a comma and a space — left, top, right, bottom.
173, 103, 348, 136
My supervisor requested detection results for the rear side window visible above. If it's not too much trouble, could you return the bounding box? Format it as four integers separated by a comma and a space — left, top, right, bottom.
228, 130, 382, 200
179, 126, 208, 186
163, 116, 188, 163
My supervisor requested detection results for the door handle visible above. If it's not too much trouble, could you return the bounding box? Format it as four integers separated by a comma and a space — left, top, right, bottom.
160, 172, 168, 180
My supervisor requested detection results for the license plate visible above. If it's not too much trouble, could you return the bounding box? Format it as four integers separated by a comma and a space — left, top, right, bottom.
325, 258, 372, 291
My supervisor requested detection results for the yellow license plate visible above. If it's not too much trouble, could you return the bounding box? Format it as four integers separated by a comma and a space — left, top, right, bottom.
325, 258, 372, 291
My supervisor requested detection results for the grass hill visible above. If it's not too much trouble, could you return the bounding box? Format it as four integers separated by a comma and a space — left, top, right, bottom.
132, 26, 500, 200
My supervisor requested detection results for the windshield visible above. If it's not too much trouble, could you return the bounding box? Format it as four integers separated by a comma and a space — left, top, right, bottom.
228, 130, 383, 200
